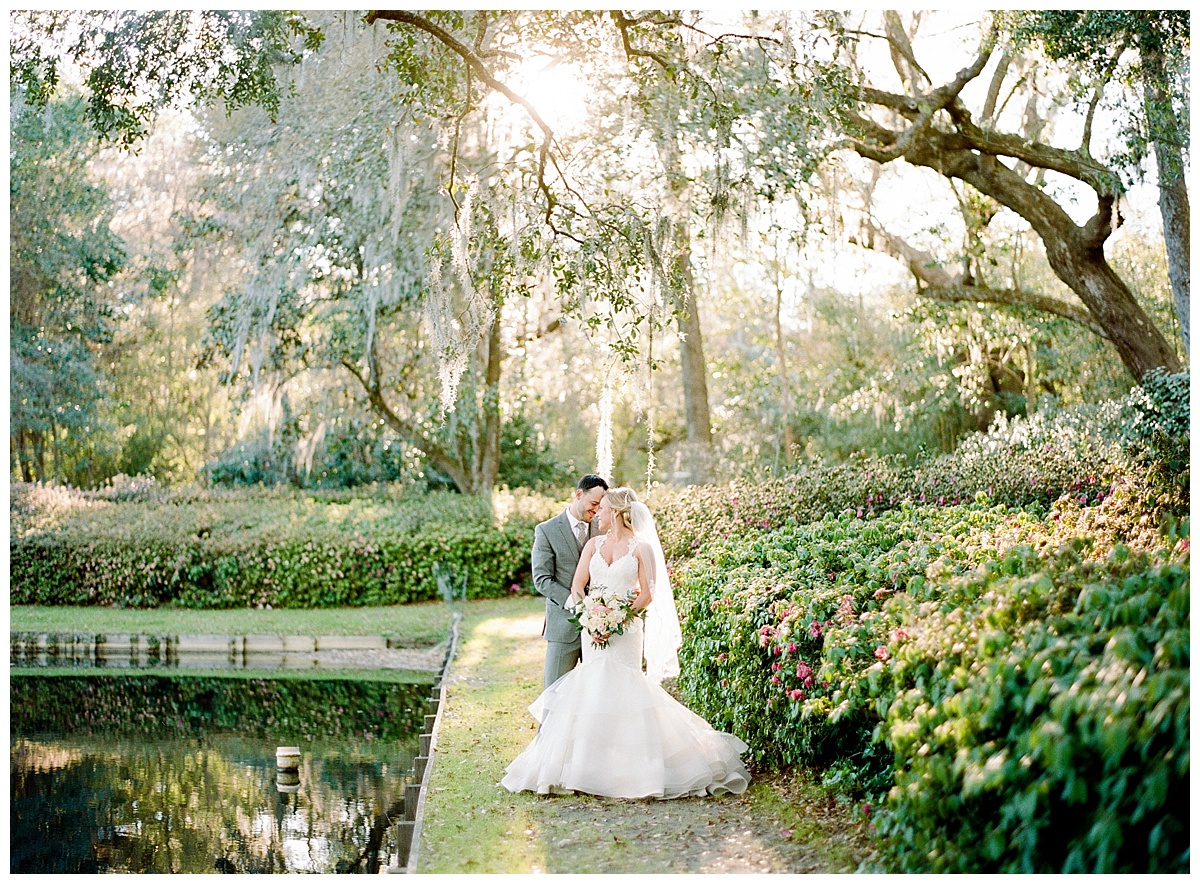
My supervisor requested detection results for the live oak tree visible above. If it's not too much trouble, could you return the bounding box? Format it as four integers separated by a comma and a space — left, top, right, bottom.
814, 11, 1183, 381
189, 19, 520, 494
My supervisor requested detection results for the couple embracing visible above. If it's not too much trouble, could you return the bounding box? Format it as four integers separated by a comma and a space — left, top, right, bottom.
501, 475, 750, 799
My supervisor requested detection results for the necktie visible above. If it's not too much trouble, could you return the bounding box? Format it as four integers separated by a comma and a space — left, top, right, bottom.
575, 521, 587, 550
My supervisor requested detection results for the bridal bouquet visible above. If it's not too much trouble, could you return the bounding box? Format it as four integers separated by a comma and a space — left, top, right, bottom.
568, 584, 642, 648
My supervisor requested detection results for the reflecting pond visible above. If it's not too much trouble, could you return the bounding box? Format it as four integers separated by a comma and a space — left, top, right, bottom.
10, 674, 430, 873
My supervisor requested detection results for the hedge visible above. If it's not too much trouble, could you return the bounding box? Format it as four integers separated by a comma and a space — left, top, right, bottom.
10, 487, 560, 608
672, 475, 1188, 872
875, 535, 1189, 873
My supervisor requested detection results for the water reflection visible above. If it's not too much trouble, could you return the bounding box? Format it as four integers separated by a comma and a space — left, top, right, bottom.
11, 676, 424, 874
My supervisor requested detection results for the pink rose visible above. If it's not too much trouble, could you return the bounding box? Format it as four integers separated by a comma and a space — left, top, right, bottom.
809, 621, 823, 639
874, 646, 889, 661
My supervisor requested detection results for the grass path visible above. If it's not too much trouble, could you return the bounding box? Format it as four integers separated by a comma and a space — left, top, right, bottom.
417, 598, 875, 874
7, 602, 457, 645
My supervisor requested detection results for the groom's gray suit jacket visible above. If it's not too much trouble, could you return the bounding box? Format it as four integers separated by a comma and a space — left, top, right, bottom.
532, 510, 599, 644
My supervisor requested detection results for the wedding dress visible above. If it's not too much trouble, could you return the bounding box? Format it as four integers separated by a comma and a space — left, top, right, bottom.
501, 535, 750, 799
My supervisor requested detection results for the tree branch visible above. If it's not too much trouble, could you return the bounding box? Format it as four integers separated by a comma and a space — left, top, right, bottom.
611, 10, 675, 75
851, 33, 995, 164
924, 284, 1109, 339
851, 219, 1108, 338
1080, 39, 1126, 157
340, 355, 470, 489
883, 10, 931, 92
981, 49, 1011, 124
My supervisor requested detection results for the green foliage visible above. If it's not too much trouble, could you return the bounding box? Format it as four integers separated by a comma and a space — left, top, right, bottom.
11, 11, 311, 145
673, 503, 1029, 774
1126, 369, 1189, 504
10, 91, 127, 486
874, 534, 1189, 873
499, 410, 575, 492
653, 398, 1134, 562
1010, 11, 1190, 184
10, 485, 559, 608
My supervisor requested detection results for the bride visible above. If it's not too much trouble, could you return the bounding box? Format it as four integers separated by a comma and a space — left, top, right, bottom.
501, 487, 750, 799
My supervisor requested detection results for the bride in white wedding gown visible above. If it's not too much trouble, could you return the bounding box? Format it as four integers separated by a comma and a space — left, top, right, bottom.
502, 487, 750, 799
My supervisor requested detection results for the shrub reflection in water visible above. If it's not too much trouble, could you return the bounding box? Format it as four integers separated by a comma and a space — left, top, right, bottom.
10, 674, 428, 874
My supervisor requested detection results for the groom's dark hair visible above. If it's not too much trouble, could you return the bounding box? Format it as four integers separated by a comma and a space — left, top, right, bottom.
577, 474, 609, 493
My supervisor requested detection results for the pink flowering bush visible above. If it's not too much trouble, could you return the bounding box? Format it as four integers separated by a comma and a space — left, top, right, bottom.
673, 503, 1031, 773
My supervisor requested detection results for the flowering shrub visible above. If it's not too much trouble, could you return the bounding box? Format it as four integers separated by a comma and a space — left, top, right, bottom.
874, 532, 1189, 873
670, 462, 1188, 872
651, 396, 1148, 563
672, 503, 1037, 774
10, 486, 558, 608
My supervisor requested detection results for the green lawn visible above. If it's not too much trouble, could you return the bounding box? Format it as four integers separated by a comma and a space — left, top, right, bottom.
8, 598, 535, 644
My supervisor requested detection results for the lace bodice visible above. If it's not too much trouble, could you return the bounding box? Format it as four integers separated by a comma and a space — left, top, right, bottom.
588, 535, 641, 595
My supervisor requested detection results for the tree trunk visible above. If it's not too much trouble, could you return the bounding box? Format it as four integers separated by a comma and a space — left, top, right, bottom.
19, 429, 34, 482
475, 310, 502, 493
50, 415, 61, 484
908, 141, 1182, 381
1142, 52, 1190, 354
773, 269, 795, 464
345, 305, 501, 495
672, 222, 714, 483
33, 430, 46, 483
12, 434, 23, 484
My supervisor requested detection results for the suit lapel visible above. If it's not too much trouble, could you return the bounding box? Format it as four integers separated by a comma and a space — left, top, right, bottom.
556, 511, 579, 555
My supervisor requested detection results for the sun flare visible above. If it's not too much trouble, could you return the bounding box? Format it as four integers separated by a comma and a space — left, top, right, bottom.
508, 56, 592, 136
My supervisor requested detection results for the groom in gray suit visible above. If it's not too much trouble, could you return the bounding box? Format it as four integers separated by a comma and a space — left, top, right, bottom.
531, 474, 609, 687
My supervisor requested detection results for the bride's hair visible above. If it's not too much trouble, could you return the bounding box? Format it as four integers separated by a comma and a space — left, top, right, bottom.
604, 487, 639, 531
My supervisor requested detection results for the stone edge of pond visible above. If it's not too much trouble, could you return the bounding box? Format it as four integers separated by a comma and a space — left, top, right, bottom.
10, 632, 445, 673
389, 610, 463, 874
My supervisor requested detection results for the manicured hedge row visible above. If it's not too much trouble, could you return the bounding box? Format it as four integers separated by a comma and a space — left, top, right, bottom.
10, 488, 559, 608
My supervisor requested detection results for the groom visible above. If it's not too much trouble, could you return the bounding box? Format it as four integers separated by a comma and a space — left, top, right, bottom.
531, 474, 609, 687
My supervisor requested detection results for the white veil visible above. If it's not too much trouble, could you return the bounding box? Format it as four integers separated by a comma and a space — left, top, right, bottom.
631, 500, 681, 683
